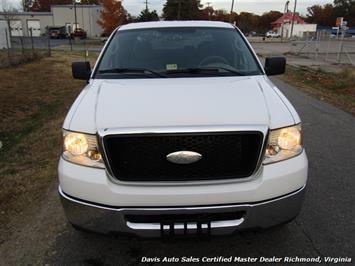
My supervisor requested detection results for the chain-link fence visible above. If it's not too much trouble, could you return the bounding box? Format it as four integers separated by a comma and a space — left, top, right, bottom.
0, 28, 52, 68
1, 27, 104, 68
290, 32, 355, 66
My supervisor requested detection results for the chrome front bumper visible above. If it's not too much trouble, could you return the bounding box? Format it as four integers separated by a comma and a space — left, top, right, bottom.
59, 186, 305, 237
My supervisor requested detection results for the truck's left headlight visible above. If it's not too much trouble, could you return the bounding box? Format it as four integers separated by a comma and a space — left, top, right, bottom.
263, 124, 303, 164
62, 130, 105, 168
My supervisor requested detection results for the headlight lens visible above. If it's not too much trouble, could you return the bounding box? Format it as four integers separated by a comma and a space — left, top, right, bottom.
263, 124, 303, 164
62, 130, 105, 168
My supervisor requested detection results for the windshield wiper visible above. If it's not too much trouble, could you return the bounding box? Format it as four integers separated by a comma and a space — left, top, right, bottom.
98, 68, 167, 78
165, 67, 246, 76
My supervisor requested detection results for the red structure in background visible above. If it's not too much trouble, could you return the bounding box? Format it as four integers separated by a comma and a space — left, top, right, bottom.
271, 11, 305, 30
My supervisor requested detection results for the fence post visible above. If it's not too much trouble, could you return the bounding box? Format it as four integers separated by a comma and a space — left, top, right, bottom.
67, 25, 72, 52
5, 28, 11, 66
29, 28, 34, 56
325, 34, 331, 62
84, 38, 87, 61
20, 36, 24, 55
69, 34, 73, 51
315, 31, 319, 60
47, 33, 51, 57
337, 30, 345, 63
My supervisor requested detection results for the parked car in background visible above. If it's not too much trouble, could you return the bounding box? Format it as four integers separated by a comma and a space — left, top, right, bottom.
100, 33, 109, 43
47, 26, 67, 39
244, 31, 257, 37
249, 31, 257, 37
70, 28, 87, 39
266, 31, 280, 38
60, 21, 308, 237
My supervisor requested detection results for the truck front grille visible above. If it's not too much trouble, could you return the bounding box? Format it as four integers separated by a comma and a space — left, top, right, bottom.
103, 132, 264, 182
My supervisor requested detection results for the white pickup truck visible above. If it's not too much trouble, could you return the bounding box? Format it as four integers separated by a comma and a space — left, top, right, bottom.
266, 31, 281, 38
59, 21, 308, 237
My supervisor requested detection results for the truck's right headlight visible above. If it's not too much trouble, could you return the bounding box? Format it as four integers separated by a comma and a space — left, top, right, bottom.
62, 130, 105, 168
263, 124, 303, 164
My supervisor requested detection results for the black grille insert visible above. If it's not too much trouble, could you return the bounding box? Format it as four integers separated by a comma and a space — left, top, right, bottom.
103, 132, 263, 181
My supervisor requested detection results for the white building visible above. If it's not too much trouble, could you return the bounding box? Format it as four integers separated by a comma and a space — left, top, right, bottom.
280, 23, 317, 38
0, 20, 11, 48
0, 5, 102, 38
271, 12, 317, 38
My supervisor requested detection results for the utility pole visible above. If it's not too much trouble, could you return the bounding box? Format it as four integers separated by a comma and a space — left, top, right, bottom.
229, 0, 235, 23
290, 0, 297, 39
177, 0, 181, 20
281, 0, 289, 41
206, 2, 212, 20
73, 0, 78, 31
284, 1, 289, 13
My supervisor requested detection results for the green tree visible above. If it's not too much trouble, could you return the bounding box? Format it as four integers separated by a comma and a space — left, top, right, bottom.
198, 6, 214, 20
22, 0, 32, 11
198, 6, 237, 23
80, 0, 99, 4
213, 9, 229, 22
258, 11, 283, 33
137, 9, 159, 22
25, 0, 100, 12
333, 0, 355, 26
236, 12, 260, 33
28, 0, 72, 12
162, 0, 202, 20
306, 4, 335, 26
334, 0, 353, 11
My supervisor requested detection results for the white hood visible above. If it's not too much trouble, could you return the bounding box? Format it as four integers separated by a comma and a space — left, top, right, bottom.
65, 76, 296, 133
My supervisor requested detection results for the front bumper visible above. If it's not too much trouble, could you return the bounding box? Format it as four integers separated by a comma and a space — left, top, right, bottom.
58, 151, 308, 207
59, 185, 306, 237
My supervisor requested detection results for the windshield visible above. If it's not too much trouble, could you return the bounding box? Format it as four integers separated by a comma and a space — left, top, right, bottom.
95, 27, 263, 79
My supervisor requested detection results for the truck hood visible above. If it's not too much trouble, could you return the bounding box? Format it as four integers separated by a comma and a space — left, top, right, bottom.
66, 76, 295, 133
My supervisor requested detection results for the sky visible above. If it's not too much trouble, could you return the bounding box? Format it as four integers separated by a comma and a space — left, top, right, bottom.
4, 0, 333, 16
124, 0, 333, 16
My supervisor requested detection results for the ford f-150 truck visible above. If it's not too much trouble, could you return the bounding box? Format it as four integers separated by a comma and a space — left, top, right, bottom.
59, 21, 308, 237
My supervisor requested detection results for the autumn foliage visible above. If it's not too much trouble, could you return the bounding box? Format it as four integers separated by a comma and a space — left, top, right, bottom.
97, 0, 128, 35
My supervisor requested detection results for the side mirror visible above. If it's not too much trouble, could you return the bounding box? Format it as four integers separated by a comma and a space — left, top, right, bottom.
72, 61, 91, 80
264, 57, 286, 76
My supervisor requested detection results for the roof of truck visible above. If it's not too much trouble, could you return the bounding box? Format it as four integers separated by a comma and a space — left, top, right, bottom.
119, 21, 235, 31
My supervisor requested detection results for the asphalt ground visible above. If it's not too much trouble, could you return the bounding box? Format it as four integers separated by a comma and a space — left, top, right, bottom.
0, 77, 354, 265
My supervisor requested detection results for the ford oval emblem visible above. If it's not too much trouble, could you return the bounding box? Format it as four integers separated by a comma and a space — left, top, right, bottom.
166, 151, 202, 164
